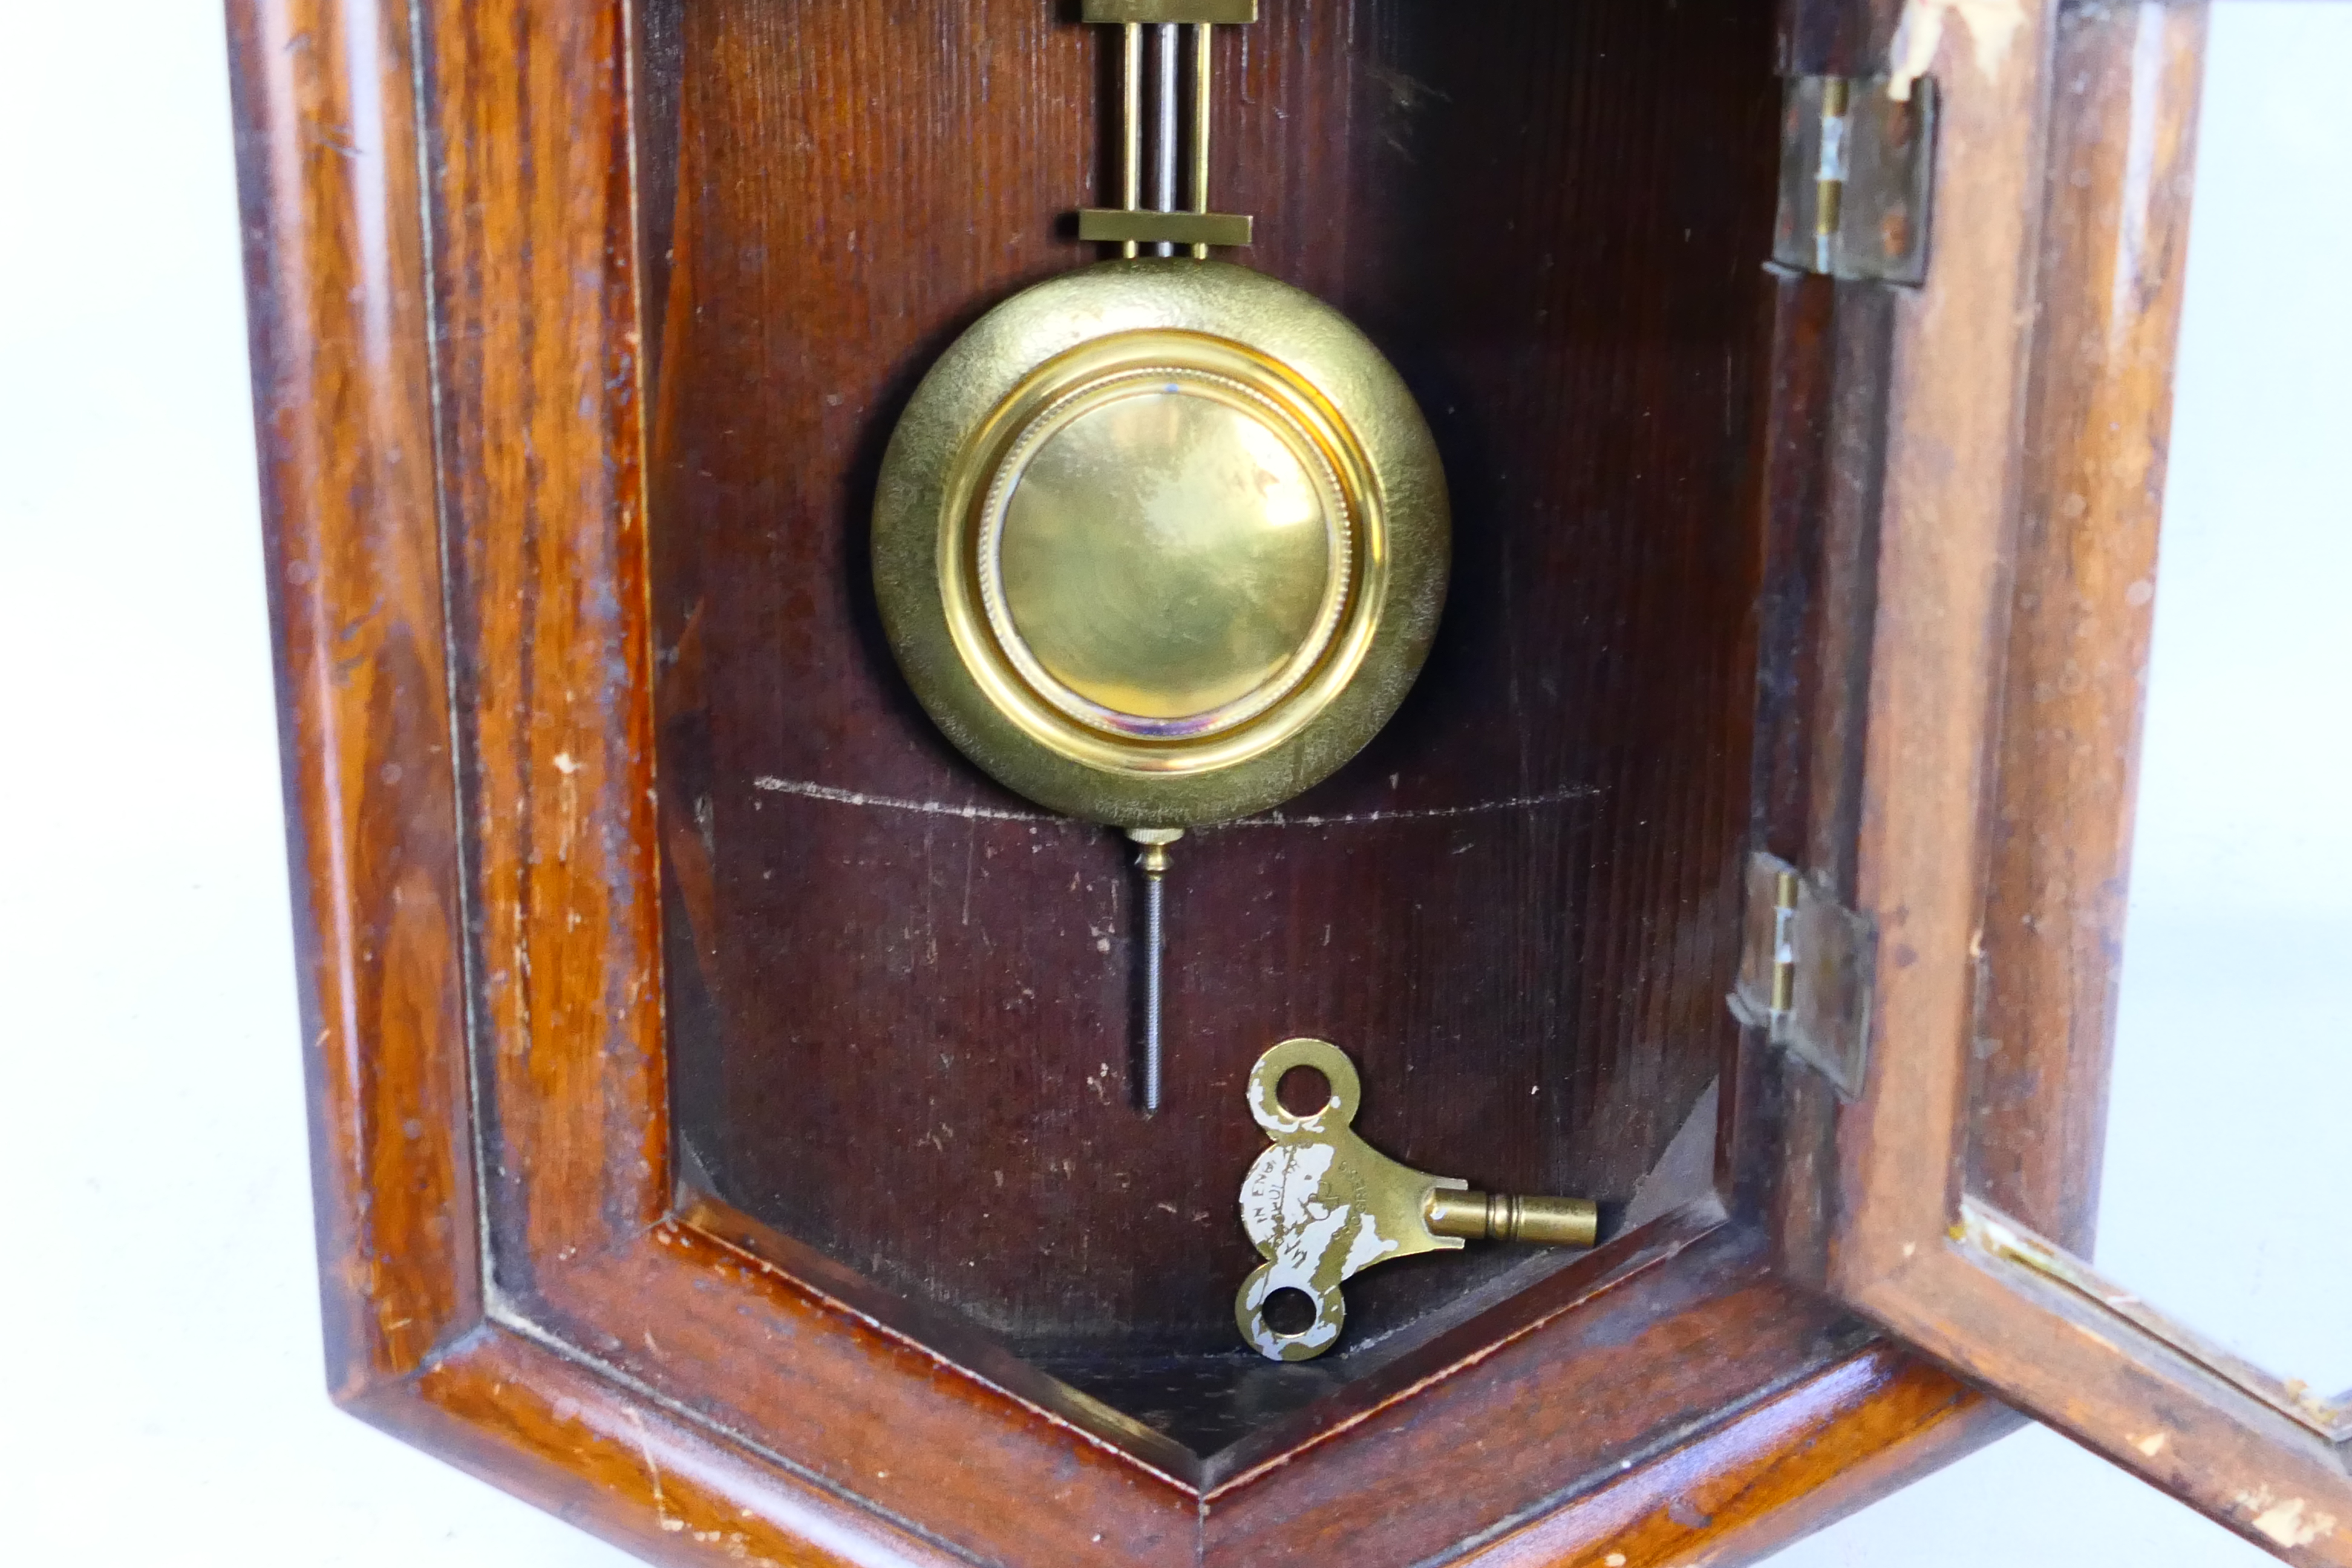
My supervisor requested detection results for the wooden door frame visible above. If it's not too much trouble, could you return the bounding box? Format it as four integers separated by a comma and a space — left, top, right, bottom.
1753, 3, 2352, 1563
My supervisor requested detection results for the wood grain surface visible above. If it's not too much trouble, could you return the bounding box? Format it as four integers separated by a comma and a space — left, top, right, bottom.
227, 0, 479, 1401
1962, 0, 2202, 1255
646, 0, 1779, 1361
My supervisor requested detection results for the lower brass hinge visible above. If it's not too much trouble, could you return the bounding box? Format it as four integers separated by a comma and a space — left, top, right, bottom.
1772, 74, 1937, 284
1730, 852, 1877, 1097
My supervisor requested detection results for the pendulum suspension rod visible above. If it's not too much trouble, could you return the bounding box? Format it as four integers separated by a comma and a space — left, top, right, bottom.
1120, 22, 1143, 259
1080, 1, 1255, 257
1154, 23, 1180, 255
1191, 21, 1213, 258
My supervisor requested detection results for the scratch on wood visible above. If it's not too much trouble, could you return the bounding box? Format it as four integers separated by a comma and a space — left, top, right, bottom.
1232, 785, 1601, 828
753, 776, 1051, 822
624, 1407, 682, 1532
751, 775, 1601, 828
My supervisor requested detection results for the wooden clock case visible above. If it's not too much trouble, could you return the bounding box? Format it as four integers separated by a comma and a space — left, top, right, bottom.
231, 0, 2324, 1563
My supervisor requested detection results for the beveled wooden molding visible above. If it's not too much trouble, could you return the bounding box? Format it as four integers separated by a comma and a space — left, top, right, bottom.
235, 0, 2020, 1563
230, 0, 479, 1402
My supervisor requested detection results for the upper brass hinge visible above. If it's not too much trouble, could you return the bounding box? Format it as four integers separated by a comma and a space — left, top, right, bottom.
1730, 852, 1877, 1097
1771, 75, 1937, 284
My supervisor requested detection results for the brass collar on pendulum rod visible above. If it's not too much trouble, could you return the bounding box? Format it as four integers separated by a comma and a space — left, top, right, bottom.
871, 0, 1449, 1114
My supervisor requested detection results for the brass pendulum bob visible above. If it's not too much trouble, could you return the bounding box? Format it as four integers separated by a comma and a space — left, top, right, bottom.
871, 1, 1449, 1112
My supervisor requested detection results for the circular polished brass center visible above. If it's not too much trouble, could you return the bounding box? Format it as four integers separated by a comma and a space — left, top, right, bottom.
872, 261, 1448, 828
982, 370, 1350, 740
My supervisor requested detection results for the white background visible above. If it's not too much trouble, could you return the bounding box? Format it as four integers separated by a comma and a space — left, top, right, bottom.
0, 3, 2332, 1564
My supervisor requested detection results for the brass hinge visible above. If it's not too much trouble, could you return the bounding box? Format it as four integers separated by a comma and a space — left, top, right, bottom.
1771, 75, 1937, 284
1730, 852, 1877, 1097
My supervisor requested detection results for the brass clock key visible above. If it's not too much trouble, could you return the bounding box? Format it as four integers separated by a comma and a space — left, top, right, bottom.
1234, 1038, 1598, 1361
872, 2, 1448, 1114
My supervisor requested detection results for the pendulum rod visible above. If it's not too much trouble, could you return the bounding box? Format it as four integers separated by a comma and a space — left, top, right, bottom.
1142, 858, 1166, 1109
1154, 24, 1180, 255
1128, 829, 1182, 1114
1190, 22, 1212, 259
1120, 22, 1143, 259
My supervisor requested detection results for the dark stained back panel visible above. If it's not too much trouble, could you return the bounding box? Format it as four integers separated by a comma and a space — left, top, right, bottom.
647, 0, 1777, 1355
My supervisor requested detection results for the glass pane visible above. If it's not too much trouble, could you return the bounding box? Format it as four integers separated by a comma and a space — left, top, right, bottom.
2093, 0, 2352, 1397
